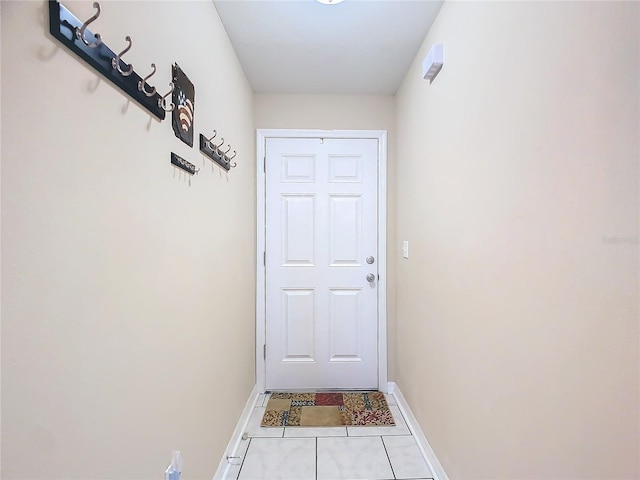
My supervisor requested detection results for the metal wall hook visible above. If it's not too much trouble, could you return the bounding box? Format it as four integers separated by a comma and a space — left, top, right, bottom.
222, 145, 231, 156
207, 131, 217, 147
138, 63, 157, 97
228, 151, 237, 168
75, 2, 102, 48
112, 36, 133, 76
158, 82, 175, 112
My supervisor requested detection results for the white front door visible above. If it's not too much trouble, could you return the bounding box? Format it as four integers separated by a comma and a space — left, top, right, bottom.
264, 137, 379, 390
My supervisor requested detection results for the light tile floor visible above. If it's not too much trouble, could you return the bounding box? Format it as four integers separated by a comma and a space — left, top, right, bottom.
224, 393, 434, 480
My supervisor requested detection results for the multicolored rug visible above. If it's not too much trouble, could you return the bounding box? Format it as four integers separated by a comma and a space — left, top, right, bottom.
260, 391, 395, 427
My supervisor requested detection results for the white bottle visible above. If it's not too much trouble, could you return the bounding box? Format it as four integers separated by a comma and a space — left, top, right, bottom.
165, 451, 183, 480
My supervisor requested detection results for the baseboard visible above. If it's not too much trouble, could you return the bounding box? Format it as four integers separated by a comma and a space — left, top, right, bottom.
212, 385, 259, 480
390, 382, 449, 480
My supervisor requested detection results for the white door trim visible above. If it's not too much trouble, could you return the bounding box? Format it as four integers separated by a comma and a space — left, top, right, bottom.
256, 129, 388, 393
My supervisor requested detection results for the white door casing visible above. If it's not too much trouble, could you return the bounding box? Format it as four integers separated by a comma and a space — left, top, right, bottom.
256, 130, 388, 392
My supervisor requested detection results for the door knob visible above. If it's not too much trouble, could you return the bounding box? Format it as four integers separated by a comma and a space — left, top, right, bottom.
366, 273, 375, 282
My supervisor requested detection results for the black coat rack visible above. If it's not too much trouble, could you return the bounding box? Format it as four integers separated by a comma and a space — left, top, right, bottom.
48, 1, 166, 120
199, 133, 237, 171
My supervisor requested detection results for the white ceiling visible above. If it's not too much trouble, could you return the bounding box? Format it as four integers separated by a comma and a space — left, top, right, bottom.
212, 0, 444, 95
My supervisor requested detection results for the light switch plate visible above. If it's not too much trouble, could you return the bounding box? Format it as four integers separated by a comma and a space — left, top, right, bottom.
402, 241, 409, 259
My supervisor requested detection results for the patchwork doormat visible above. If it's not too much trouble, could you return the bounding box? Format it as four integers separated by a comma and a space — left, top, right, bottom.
260, 391, 395, 427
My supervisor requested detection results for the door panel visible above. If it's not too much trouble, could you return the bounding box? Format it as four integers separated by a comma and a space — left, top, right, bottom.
328, 154, 363, 183
265, 137, 378, 390
281, 289, 315, 361
282, 155, 315, 183
328, 288, 362, 361
329, 194, 362, 266
282, 195, 315, 266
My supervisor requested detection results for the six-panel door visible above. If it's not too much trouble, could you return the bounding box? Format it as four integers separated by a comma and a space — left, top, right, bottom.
265, 137, 379, 389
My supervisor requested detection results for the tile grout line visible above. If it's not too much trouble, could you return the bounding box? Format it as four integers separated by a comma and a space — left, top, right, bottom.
315, 436, 318, 480
235, 437, 251, 480
380, 435, 397, 480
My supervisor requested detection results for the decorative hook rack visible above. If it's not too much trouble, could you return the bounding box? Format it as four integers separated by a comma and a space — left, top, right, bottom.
171, 153, 199, 175
199, 132, 237, 171
49, 0, 166, 120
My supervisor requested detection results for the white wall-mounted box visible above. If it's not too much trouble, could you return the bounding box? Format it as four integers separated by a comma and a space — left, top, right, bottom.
422, 44, 444, 83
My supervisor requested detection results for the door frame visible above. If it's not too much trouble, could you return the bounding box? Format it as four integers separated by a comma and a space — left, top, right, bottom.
256, 129, 388, 393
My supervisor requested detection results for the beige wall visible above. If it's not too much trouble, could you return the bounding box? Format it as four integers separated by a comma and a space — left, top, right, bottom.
4, 1, 639, 479
254, 94, 398, 381
1, 2, 255, 479
395, 1, 639, 479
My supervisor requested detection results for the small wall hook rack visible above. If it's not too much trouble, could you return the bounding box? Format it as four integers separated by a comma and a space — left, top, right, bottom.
199, 133, 237, 171
49, 0, 166, 120
171, 152, 198, 175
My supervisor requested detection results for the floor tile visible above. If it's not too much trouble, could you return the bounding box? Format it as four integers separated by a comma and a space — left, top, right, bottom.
283, 426, 347, 437
317, 436, 394, 480
238, 437, 316, 480
384, 393, 397, 406
383, 435, 433, 479
347, 405, 411, 436
256, 393, 267, 407
245, 407, 284, 438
